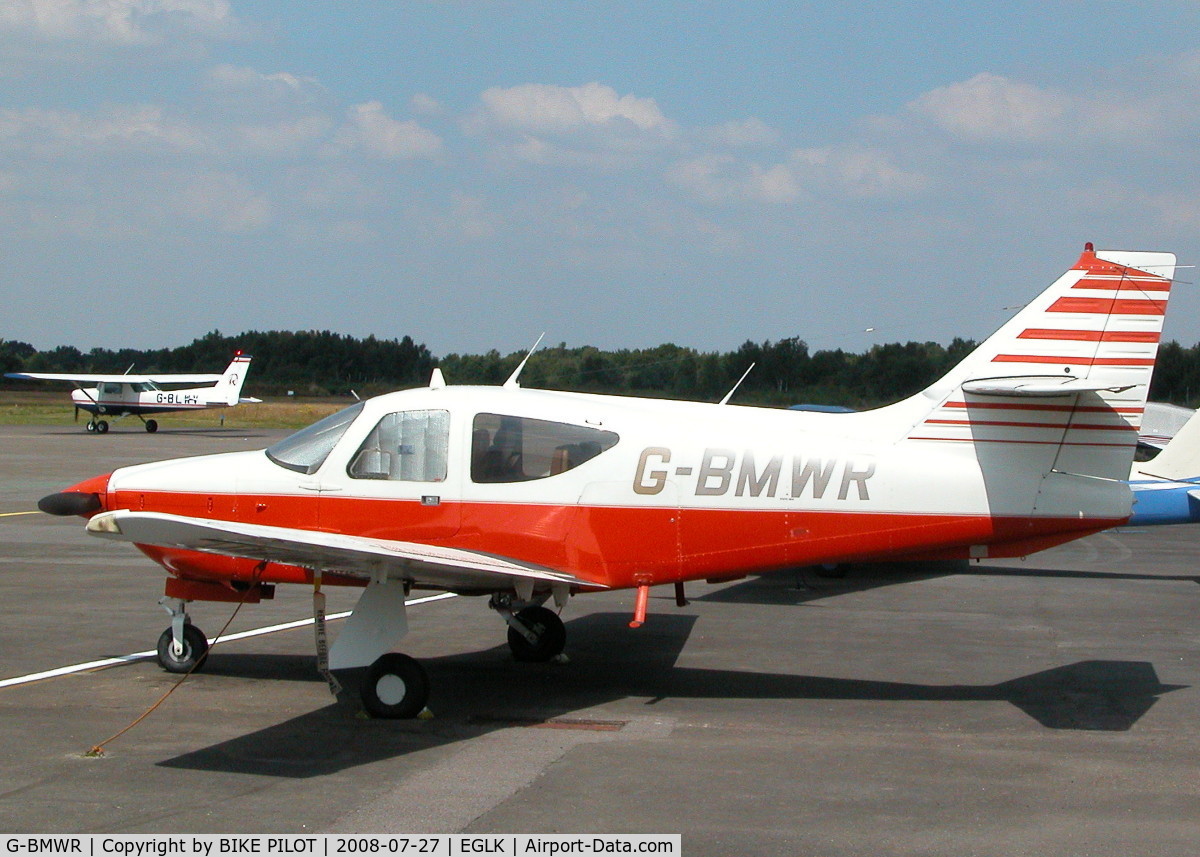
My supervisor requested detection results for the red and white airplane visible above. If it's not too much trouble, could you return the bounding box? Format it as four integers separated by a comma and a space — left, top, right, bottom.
6, 353, 257, 433
38, 245, 1177, 717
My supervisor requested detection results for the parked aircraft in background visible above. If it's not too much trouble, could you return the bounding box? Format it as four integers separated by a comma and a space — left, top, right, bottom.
1135, 401, 1195, 458
1128, 404, 1200, 525
6, 353, 258, 433
38, 245, 1178, 718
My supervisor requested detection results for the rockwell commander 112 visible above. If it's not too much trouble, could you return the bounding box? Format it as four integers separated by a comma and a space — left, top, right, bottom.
38, 245, 1177, 717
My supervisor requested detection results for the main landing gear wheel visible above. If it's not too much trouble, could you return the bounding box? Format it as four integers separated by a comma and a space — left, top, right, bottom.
155, 623, 209, 674
95, 420, 109, 434
816, 563, 849, 579
145, 419, 158, 433
507, 605, 567, 662
360, 653, 430, 719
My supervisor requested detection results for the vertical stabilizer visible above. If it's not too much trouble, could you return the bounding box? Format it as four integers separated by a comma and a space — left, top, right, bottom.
219, 353, 252, 406
884, 246, 1177, 522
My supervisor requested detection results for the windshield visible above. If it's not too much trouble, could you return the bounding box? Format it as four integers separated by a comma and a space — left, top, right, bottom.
266, 402, 365, 475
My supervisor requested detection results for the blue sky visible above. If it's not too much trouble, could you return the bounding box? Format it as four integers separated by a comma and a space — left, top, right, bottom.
4, 1, 1200, 360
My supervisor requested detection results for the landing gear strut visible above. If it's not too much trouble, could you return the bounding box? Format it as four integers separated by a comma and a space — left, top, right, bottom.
491, 594, 567, 662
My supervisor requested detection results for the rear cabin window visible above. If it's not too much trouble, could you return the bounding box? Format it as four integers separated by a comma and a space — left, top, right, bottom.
471, 413, 618, 483
348, 409, 450, 482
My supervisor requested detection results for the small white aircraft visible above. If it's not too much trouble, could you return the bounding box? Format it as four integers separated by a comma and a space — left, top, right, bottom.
38, 245, 1178, 718
6, 352, 258, 433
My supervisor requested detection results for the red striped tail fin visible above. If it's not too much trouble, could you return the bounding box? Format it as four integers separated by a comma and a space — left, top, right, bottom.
906, 245, 1176, 481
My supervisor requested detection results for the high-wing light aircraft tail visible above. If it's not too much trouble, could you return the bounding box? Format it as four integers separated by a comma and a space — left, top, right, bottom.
216, 352, 255, 406
38, 245, 1181, 718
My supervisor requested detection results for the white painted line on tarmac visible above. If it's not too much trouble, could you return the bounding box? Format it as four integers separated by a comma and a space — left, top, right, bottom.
0, 591, 458, 690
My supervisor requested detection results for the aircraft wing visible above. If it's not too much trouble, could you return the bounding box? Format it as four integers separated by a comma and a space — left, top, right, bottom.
84, 509, 601, 593
6, 372, 222, 384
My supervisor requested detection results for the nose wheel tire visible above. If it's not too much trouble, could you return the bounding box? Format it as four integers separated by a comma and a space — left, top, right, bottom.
507, 605, 567, 662
155, 623, 209, 674
361, 653, 430, 719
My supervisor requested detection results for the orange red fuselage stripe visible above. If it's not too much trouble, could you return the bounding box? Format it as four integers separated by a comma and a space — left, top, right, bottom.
113, 488, 1122, 593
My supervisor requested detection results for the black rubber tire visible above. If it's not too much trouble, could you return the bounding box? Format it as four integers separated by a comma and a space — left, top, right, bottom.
156, 624, 209, 674
507, 605, 567, 662
95, 420, 109, 434
360, 653, 430, 719
145, 419, 158, 433
815, 563, 849, 579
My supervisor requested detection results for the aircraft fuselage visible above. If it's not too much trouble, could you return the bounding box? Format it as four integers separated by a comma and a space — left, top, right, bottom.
89, 384, 1125, 594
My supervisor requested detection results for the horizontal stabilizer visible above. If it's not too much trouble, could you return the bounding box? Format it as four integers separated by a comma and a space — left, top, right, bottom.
961, 376, 1134, 397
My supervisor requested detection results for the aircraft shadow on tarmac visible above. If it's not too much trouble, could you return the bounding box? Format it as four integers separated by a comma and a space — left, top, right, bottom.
696, 562, 1200, 607
159, 612, 1186, 778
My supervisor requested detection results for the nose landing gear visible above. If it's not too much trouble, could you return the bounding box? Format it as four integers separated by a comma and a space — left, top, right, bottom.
155, 623, 209, 673
156, 597, 209, 674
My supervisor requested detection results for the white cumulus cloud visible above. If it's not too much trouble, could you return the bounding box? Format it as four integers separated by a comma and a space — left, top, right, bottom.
908, 73, 1069, 142
473, 82, 675, 136
336, 101, 443, 160
667, 154, 801, 205
0, 0, 238, 45
668, 146, 924, 205
177, 172, 271, 232
701, 117, 781, 148
0, 104, 206, 154
204, 64, 324, 104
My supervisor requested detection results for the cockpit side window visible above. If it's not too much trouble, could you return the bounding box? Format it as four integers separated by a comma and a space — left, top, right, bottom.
100, 382, 122, 396
348, 410, 450, 482
471, 413, 618, 483
266, 402, 364, 475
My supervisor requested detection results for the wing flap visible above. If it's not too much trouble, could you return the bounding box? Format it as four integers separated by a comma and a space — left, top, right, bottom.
85, 510, 600, 592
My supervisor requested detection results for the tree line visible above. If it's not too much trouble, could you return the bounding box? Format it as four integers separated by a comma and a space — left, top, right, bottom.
4, 330, 1200, 408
